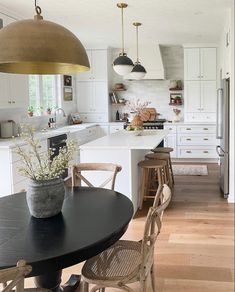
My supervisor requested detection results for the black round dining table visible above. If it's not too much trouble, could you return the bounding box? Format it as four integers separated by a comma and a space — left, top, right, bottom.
0, 186, 133, 290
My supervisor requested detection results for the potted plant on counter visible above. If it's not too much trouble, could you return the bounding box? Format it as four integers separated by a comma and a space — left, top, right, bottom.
27, 106, 34, 117
15, 126, 76, 218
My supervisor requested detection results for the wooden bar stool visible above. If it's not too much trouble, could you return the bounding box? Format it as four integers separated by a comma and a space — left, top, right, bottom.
151, 147, 174, 184
138, 160, 167, 209
145, 152, 173, 188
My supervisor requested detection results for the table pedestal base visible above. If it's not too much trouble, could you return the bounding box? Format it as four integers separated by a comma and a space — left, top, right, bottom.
35, 271, 81, 292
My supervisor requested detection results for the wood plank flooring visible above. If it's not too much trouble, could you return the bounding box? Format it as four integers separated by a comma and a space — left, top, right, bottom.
27, 163, 235, 291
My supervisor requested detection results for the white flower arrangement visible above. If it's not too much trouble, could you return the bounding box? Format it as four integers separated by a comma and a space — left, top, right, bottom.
125, 99, 151, 115
14, 126, 76, 181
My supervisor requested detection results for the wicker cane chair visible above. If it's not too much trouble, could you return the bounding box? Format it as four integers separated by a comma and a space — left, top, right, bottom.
81, 184, 171, 292
0, 260, 49, 292
71, 163, 122, 190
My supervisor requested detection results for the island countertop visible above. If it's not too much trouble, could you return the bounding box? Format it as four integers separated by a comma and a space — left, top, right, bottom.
80, 129, 169, 150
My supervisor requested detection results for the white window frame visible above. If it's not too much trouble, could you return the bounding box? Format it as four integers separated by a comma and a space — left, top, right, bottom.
29, 75, 61, 115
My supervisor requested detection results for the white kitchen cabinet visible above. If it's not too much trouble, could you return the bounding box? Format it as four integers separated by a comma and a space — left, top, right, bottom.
184, 48, 216, 81
185, 80, 216, 114
184, 47, 217, 123
76, 49, 110, 122
200, 81, 217, 112
0, 73, 29, 109
185, 81, 201, 112
164, 134, 177, 158
76, 49, 108, 81
77, 81, 108, 113
0, 12, 29, 110
164, 125, 177, 158
184, 48, 200, 80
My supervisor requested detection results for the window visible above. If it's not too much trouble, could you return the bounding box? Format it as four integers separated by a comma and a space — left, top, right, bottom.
29, 75, 59, 114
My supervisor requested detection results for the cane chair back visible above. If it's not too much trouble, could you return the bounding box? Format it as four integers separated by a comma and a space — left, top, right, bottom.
72, 163, 122, 190
81, 185, 172, 292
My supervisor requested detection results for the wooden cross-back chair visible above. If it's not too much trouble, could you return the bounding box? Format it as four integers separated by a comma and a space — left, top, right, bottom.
0, 260, 49, 292
81, 184, 172, 292
72, 163, 122, 191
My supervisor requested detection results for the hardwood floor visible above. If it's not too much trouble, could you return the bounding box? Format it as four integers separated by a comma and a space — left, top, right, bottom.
27, 163, 235, 291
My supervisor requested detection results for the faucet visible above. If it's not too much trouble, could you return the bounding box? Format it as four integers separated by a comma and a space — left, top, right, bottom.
54, 108, 66, 127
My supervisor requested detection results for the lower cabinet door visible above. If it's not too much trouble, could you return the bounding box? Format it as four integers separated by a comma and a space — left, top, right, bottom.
164, 134, 177, 158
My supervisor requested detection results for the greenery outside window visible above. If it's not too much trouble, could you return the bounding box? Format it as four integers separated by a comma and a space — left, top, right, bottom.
29, 75, 59, 115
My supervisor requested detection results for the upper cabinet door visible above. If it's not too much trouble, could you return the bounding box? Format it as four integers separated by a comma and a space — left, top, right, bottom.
76, 50, 93, 81
92, 50, 108, 81
200, 48, 216, 80
0, 73, 10, 107
93, 81, 108, 112
9, 74, 29, 108
184, 48, 200, 80
200, 81, 217, 112
76, 81, 93, 112
185, 81, 201, 112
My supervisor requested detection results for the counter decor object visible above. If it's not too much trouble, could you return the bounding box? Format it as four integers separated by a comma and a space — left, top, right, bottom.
27, 105, 34, 117
173, 108, 181, 122
14, 126, 76, 218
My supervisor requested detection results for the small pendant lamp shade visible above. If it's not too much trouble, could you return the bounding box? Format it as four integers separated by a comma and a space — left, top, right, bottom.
113, 53, 134, 76
130, 63, 147, 80
0, 12, 90, 74
113, 3, 134, 76
129, 22, 146, 80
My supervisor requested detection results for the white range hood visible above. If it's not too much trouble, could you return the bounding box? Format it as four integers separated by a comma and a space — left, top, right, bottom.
125, 44, 165, 80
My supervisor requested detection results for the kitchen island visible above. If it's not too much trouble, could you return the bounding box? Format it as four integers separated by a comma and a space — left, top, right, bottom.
80, 129, 169, 213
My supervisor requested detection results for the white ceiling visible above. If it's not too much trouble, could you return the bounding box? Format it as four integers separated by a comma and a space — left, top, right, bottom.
0, 0, 232, 48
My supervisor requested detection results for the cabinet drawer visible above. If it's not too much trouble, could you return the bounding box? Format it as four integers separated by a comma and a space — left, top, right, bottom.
109, 125, 123, 134
177, 134, 216, 145
164, 125, 177, 133
185, 113, 216, 123
178, 125, 216, 134
177, 146, 217, 158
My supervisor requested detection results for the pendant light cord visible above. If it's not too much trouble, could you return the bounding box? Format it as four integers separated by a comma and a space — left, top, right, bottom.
121, 6, 125, 55
136, 25, 139, 63
34, 0, 42, 15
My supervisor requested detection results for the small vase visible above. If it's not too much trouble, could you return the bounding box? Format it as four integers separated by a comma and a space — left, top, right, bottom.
131, 115, 143, 128
26, 178, 65, 218
173, 114, 181, 122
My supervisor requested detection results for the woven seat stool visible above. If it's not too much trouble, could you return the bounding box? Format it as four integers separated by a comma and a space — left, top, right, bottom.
150, 147, 174, 184
145, 152, 173, 188
138, 160, 167, 209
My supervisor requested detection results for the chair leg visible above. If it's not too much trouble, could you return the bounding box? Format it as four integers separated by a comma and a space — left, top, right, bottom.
83, 281, 89, 292
169, 157, 174, 184
139, 169, 147, 209
150, 264, 156, 291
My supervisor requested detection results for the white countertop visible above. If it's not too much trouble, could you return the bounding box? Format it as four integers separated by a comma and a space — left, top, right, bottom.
80, 129, 169, 150
0, 123, 98, 149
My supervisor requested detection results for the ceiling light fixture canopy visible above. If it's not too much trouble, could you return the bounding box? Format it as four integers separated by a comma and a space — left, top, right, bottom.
129, 22, 146, 80
0, 0, 90, 74
113, 3, 134, 76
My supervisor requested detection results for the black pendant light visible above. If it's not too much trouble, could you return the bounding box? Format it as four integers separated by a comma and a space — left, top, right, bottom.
113, 3, 134, 76
129, 22, 146, 80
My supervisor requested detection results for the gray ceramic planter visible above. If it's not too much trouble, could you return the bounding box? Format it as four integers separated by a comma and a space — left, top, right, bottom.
26, 178, 65, 218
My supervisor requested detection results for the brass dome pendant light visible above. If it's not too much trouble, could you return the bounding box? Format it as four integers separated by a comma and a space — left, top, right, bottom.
113, 3, 134, 76
130, 22, 146, 80
0, 0, 90, 74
